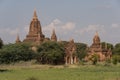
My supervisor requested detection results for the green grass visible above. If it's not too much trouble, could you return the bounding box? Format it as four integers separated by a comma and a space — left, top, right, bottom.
0, 64, 120, 80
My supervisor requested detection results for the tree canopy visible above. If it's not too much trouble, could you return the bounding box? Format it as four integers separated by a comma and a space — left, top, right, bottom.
0, 43, 36, 64
75, 43, 87, 60
37, 41, 65, 65
0, 38, 3, 49
113, 43, 120, 55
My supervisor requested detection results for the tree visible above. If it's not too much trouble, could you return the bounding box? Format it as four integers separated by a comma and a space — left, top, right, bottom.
101, 42, 113, 49
37, 41, 65, 65
89, 53, 99, 65
75, 43, 87, 60
112, 55, 120, 65
0, 43, 36, 64
0, 38, 3, 49
113, 43, 120, 55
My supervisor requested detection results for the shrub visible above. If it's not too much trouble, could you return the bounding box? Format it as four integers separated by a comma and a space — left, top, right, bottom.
104, 58, 111, 66
37, 41, 65, 65
89, 53, 99, 65
0, 38, 3, 49
112, 55, 119, 65
0, 43, 36, 64
75, 43, 87, 60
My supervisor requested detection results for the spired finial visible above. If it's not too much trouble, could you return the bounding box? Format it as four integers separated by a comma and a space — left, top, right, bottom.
70, 38, 74, 43
16, 33, 21, 43
33, 9, 38, 20
52, 28, 55, 35
95, 31, 99, 36
51, 28, 57, 41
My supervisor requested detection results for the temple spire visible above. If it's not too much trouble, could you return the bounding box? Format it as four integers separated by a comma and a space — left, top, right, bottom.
16, 34, 21, 43
93, 31, 100, 44
95, 31, 99, 36
51, 29, 57, 41
23, 9, 45, 42
33, 9, 38, 20
70, 38, 74, 43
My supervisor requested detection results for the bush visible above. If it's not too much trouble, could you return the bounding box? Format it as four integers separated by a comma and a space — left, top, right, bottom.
112, 55, 120, 65
0, 43, 36, 64
37, 41, 65, 65
89, 53, 99, 65
0, 38, 3, 49
104, 58, 111, 66
75, 43, 87, 60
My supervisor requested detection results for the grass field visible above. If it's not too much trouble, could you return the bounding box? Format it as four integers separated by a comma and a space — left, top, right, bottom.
0, 63, 120, 80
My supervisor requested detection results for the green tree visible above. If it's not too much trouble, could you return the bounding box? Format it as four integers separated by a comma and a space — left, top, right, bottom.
0, 38, 3, 49
75, 43, 87, 61
0, 43, 36, 64
89, 53, 99, 65
37, 41, 65, 65
113, 43, 120, 55
112, 55, 119, 65
101, 42, 113, 49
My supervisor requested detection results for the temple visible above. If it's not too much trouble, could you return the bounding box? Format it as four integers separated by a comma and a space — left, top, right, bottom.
86, 32, 112, 61
65, 39, 78, 64
15, 9, 113, 64
23, 10, 45, 43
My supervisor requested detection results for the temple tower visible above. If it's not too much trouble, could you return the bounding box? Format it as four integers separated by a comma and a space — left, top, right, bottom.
51, 29, 57, 41
93, 31, 100, 45
15, 34, 21, 43
87, 32, 112, 61
65, 39, 77, 64
24, 10, 45, 42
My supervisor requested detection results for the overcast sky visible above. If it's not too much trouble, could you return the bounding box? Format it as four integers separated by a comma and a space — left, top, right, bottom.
0, 0, 120, 45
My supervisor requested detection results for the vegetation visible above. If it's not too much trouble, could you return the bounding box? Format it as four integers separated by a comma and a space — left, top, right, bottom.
89, 53, 99, 65
101, 42, 113, 50
112, 55, 120, 65
37, 41, 65, 65
75, 43, 87, 60
0, 64, 120, 80
113, 43, 120, 55
0, 38, 3, 49
0, 43, 36, 64
0, 39, 119, 65
0, 39, 119, 80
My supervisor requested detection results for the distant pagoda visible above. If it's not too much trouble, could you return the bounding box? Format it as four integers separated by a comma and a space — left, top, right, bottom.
23, 10, 45, 43
15, 34, 21, 43
51, 29, 57, 41
86, 32, 112, 61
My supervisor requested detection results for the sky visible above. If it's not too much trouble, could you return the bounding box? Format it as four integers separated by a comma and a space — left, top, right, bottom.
0, 0, 120, 45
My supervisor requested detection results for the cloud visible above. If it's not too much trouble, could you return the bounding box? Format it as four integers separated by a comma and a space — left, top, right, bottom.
76, 24, 105, 34
23, 25, 29, 33
0, 28, 19, 36
111, 23, 120, 28
0, 25, 29, 43
62, 22, 75, 30
43, 19, 76, 35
